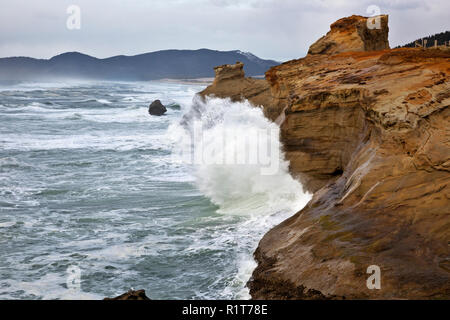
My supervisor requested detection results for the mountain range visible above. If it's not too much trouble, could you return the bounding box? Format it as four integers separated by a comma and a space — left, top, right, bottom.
0, 49, 279, 82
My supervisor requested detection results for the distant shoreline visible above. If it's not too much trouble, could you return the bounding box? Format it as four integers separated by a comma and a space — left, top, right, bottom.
0, 78, 213, 87
0, 49, 278, 82
160, 74, 265, 85
159, 77, 214, 85
0, 76, 267, 87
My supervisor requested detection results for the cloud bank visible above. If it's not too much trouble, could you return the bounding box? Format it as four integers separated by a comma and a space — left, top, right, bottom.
0, 0, 448, 61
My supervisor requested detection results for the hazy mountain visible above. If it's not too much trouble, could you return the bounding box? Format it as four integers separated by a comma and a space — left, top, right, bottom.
0, 49, 279, 82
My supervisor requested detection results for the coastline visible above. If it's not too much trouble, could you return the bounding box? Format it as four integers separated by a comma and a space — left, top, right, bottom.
159, 77, 214, 85
198, 15, 450, 299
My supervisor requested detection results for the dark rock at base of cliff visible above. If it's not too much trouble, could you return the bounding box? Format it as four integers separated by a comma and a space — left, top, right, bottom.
104, 289, 150, 300
148, 100, 167, 116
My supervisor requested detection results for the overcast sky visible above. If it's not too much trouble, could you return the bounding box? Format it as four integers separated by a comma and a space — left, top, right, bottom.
0, 0, 448, 61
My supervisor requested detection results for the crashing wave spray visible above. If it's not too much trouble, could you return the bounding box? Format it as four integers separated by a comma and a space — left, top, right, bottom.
169, 95, 311, 298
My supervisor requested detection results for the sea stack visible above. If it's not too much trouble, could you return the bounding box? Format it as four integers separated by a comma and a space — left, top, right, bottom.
308, 14, 390, 55
148, 99, 167, 116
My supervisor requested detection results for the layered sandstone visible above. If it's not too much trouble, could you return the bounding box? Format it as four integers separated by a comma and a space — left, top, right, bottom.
308, 15, 389, 55
199, 15, 450, 299
199, 61, 279, 119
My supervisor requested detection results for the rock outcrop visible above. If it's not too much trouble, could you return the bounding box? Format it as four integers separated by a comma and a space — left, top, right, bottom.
148, 100, 167, 116
199, 62, 281, 121
308, 15, 389, 55
213, 61, 245, 82
199, 15, 450, 299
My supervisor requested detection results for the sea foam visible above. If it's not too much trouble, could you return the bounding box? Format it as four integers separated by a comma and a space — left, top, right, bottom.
170, 96, 311, 298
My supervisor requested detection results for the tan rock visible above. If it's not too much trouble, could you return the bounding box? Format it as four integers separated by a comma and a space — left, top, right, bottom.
199, 15, 450, 299
199, 62, 280, 120
308, 15, 389, 55
213, 61, 245, 82
251, 46, 450, 299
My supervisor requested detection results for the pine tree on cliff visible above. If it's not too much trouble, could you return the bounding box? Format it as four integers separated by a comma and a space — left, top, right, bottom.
397, 30, 450, 48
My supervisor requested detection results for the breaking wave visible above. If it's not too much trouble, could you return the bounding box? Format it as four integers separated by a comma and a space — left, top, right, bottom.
170, 96, 311, 297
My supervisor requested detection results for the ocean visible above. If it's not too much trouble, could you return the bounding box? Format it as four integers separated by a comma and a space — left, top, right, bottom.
0, 81, 310, 299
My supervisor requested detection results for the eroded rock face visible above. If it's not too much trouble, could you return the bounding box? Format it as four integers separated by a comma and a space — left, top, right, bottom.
199, 62, 280, 120
250, 48, 450, 299
199, 15, 450, 299
308, 15, 389, 55
213, 61, 245, 82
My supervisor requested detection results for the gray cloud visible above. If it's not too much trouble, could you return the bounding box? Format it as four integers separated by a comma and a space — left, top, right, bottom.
0, 0, 448, 61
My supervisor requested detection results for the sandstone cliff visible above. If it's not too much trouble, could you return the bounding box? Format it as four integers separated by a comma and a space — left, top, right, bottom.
308, 15, 389, 55
199, 61, 277, 119
199, 15, 450, 299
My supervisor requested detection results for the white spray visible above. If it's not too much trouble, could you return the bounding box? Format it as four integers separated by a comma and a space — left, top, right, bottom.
169, 95, 311, 298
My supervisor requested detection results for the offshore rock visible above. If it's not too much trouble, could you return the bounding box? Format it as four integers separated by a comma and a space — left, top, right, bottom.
148, 99, 167, 116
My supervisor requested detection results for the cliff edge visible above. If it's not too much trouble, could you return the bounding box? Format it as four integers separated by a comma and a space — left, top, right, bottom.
308, 14, 389, 55
199, 15, 450, 299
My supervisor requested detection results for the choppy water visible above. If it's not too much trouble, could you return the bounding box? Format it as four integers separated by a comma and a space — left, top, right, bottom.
0, 81, 310, 300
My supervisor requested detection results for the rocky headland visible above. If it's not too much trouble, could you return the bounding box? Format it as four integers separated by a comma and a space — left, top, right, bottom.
199, 15, 450, 299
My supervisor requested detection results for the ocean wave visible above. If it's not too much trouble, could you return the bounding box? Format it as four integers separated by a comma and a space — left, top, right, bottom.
96, 99, 111, 104
170, 96, 311, 298
0, 81, 309, 300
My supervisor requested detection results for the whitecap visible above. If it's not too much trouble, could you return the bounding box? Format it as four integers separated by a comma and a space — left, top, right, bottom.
96, 99, 111, 104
